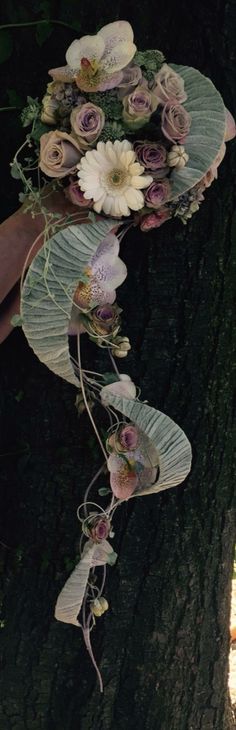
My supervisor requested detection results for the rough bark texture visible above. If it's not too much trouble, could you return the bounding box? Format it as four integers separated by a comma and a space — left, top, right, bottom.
0, 1, 235, 729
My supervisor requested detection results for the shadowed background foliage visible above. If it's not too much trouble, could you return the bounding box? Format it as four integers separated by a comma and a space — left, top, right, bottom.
0, 2, 235, 729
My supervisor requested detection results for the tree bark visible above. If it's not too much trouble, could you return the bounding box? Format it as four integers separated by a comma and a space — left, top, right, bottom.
0, 1, 235, 729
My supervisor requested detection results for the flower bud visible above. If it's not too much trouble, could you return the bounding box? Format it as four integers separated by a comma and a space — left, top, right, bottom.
91, 597, 109, 617
167, 144, 189, 169
111, 336, 131, 358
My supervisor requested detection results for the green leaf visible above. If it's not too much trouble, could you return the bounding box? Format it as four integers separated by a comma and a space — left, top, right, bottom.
106, 550, 118, 566
98, 487, 111, 496
36, 21, 53, 47
21, 219, 117, 386
30, 120, 51, 142
10, 161, 22, 179
101, 392, 192, 498
0, 30, 13, 64
11, 314, 23, 327
15, 390, 24, 402
169, 65, 226, 199
102, 372, 120, 385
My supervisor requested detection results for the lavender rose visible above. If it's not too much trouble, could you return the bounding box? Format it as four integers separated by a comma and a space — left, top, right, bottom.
123, 85, 158, 129
70, 102, 105, 149
161, 103, 191, 143
65, 178, 93, 207
117, 63, 142, 97
39, 130, 81, 178
145, 179, 171, 208
154, 63, 187, 105
134, 141, 168, 172
140, 207, 172, 231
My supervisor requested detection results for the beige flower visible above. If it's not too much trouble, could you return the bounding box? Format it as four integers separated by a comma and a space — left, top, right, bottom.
39, 130, 82, 178
161, 103, 191, 143
77, 139, 153, 217
154, 63, 187, 105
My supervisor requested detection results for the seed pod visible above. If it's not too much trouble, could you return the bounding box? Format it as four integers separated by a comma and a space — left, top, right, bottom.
91, 596, 109, 617
112, 336, 131, 358
168, 144, 189, 169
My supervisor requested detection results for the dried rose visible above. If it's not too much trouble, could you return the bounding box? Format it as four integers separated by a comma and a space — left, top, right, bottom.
145, 179, 171, 208
154, 63, 187, 105
122, 85, 158, 128
107, 424, 139, 453
41, 93, 59, 125
70, 102, 105, 149
83, 514, 111, 543
161, 103, 191, 143
134, 141, 168, 173
140, 207, 172, 231
83, 303, 121, 337
39, 130, 81, 178
65, 178, 93, 207
119, 425, 139, 450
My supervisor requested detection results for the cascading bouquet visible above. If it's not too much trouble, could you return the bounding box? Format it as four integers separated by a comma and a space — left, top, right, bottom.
10, 20, 235, 690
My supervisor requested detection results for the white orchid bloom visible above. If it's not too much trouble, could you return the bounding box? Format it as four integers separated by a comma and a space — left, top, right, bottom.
49, 21, 136, 92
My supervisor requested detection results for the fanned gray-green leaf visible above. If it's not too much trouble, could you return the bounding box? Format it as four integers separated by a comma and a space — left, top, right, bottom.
169, 65, 226, 199
55, 540, 113, 627
21, 219, 115, 386
101, 393, 192, 497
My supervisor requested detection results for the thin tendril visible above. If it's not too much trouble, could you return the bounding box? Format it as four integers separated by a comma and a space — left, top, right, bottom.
83, 624, 103, 693
77, 334, 107, 461
83, 463, 106, 518
108, 349, 121, 378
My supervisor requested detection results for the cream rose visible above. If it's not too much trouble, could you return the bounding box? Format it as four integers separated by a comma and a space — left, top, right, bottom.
154, 63, 187, 105
39, 130, 82, 178
161, 103, 191, 143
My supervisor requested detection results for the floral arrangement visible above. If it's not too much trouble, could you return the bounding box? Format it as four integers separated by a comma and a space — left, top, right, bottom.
9, 20, 235, 691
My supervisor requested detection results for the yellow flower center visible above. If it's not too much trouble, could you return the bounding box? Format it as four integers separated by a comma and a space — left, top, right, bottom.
75, 59, 105, 91
102, 168, 129, 194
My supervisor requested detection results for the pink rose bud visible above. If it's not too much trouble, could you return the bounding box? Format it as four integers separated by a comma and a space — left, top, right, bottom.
140, 207, 172, 231
65, 179, 93, 207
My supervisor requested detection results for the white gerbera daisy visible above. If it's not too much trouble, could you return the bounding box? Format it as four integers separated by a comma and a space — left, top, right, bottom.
77, 140, 153, 217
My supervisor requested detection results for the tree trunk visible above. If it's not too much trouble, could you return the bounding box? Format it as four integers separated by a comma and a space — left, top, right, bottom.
0, 1, 235, 729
